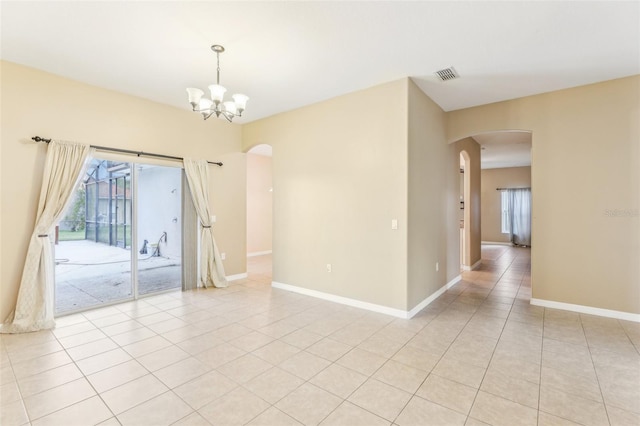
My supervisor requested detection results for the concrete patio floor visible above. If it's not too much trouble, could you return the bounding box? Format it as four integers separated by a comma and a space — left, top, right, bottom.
55, 240, 180, 314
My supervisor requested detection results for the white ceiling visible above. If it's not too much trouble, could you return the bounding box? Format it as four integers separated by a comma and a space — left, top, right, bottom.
473, 131, 532, 169
1, 1, 638, 126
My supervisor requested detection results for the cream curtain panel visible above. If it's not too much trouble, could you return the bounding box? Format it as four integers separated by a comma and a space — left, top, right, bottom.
1, 141, 93, 333
183, 158, 228, 288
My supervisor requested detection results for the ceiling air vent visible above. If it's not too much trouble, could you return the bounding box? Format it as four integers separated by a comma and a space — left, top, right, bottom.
435, 66, 459, 81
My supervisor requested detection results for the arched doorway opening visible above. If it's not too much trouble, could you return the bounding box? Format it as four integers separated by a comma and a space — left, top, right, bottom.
245, 144, 273, 282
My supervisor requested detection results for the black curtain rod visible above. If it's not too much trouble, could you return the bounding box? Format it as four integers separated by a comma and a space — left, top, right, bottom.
496, 187, 531, 191
32, 136, 223, 167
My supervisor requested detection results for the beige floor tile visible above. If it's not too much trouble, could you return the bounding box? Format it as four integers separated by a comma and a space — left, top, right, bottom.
0, 380, 22, 404
76, 347, 132, 375
58, 329, 108, 349
280, 329, 324, 349
278, 350, 331, 380
357, 334, 404, 358
117, 391, 193, 426
310, 363, 367, 399
216, 353, 273, 384
391, 345, 439, 372
31, 395, 112, 426
173, 370, 237, 410
6, 339, 63, 364
87, 359, 148, 393
276, 383, 342, 425
110, 327, 157, 346
134, 312, 175, 326
489, 352, 540, 384
195, 342, 246, 368
147, 317, 190, 334
395, 395, 467, 426
0, 364, 16, 386
320, 401, 390, 426
541, 365, 602, 402
469, 390, 537, 426
307, 338, 352, 361
199, 387, 270, 425
52, 321, 97, 338
213, 323, 254, 341
171, 411, 212, 426
480, 368, 539, 408
258, 320, 300, 339
89, 312, 131, 328
100, 374, 168, 414
175, 332, 223, 356
17, 363, 83, 398
539, 386, 609, 426
372, 360, 428, 394
337, 348, 387, 376
12, 350, 73, 379
154, 357, 211, 388
229, 330, 275, 352
137, 345, 190, 371
607, 405, 640, 426
464, 417, 492, 426
65, 337, 119, 361
247, 406, 303, 425
121, 335, 172, 358
252, 340, 301, 365
432, 357, 486, 389
100, 319, 144, 337
348, 378, 411, 422
537, 411, 582, 425
416, 373, 477, 415
599, 376, 640, 415
0, 399, 29, 426
23, 378, 96, 420
244, 367, 304, 403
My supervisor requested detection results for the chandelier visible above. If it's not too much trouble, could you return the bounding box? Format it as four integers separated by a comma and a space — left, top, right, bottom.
186, 45, 249, 122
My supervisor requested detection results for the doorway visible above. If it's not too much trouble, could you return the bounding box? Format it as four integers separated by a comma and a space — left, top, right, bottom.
246, 144, 273, 281
54, 158, 183, 315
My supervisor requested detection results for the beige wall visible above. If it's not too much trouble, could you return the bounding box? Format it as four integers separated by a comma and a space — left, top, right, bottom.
448, 138, 481, 270
243, 79, 410, 310
448, 76, 639, 314
246, 153, 273, 254
481, 166, 532, 243
0, 61, 246, 320
407, 80, 449, 309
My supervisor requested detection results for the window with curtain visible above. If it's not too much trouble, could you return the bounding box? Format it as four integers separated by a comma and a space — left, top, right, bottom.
502, 188, 532, 247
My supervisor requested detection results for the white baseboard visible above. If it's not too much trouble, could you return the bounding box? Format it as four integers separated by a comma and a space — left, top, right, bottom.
272, 281, 408, 318
481, 241, 513, 246
247, 250, 272, 258
226, 273, 248, 281
462, 259, 482, 271
406, 275, 462, 318
273, 275, 463, 320
530, 298, 640, 323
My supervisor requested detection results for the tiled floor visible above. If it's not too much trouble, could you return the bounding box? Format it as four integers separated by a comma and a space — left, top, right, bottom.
1, 246, 639, 425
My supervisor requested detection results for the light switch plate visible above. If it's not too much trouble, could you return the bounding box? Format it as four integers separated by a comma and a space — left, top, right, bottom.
391, 219, 398, 230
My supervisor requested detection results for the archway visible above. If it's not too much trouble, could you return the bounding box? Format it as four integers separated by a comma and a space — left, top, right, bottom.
245, 144, 273, 282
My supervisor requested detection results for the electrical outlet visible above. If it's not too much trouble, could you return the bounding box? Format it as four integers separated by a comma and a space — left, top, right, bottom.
326, 263, 332, 273
221, 253, 226, 260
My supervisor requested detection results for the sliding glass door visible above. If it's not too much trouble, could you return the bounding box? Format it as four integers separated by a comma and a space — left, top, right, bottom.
54, 158, 182, 315
137, 164, 182, 296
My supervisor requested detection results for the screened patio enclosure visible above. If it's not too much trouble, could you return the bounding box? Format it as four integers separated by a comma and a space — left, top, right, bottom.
84, 159, 132, 248
55, 158, 183, 314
